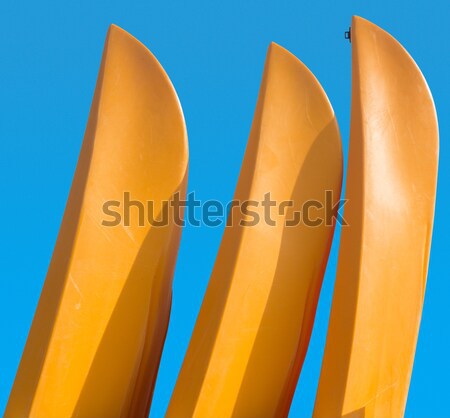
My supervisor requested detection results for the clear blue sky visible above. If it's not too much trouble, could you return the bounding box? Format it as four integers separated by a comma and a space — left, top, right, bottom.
0, 0, 448, 416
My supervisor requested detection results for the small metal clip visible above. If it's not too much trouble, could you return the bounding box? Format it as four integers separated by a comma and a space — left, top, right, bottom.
344, 27, 351, 43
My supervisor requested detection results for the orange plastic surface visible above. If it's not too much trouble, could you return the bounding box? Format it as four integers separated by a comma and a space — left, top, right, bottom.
5, 25, 188, 418
167, 43, 343, 418
314, 16, 439, 418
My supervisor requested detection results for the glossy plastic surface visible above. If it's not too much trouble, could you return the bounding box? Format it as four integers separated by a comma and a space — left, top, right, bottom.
5, 25, 188, 418
314, 16, 439, 418
167, 43, 342, 418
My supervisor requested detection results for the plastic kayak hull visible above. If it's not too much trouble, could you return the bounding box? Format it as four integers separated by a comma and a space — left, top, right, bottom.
314, 16, 439, 418
167, 43, 342, 418
5, 25, 188, 418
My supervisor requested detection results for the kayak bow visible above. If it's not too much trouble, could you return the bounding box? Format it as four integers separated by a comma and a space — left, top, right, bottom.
6, 25, 188, 418
314, 16, 439, 418
167, 43, 342, 418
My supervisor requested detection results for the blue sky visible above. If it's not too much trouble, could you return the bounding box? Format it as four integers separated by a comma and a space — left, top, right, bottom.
0, 0, 448, 416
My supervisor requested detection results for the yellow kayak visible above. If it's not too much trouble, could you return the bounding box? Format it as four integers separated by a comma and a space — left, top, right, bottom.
167, 43, 343, 418
5, 25, 188, 418
314, 16, 439, 418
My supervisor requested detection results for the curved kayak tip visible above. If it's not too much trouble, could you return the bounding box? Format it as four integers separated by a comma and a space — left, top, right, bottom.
105, 23, 189, 160
351, 15, 438, 156
351, 15, 438, 121
265, 41, 339, 122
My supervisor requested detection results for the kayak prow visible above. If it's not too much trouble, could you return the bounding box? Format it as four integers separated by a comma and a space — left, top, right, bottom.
314, 16, 438, 418
167, 43, 343, 418
6, 25, 188, 418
